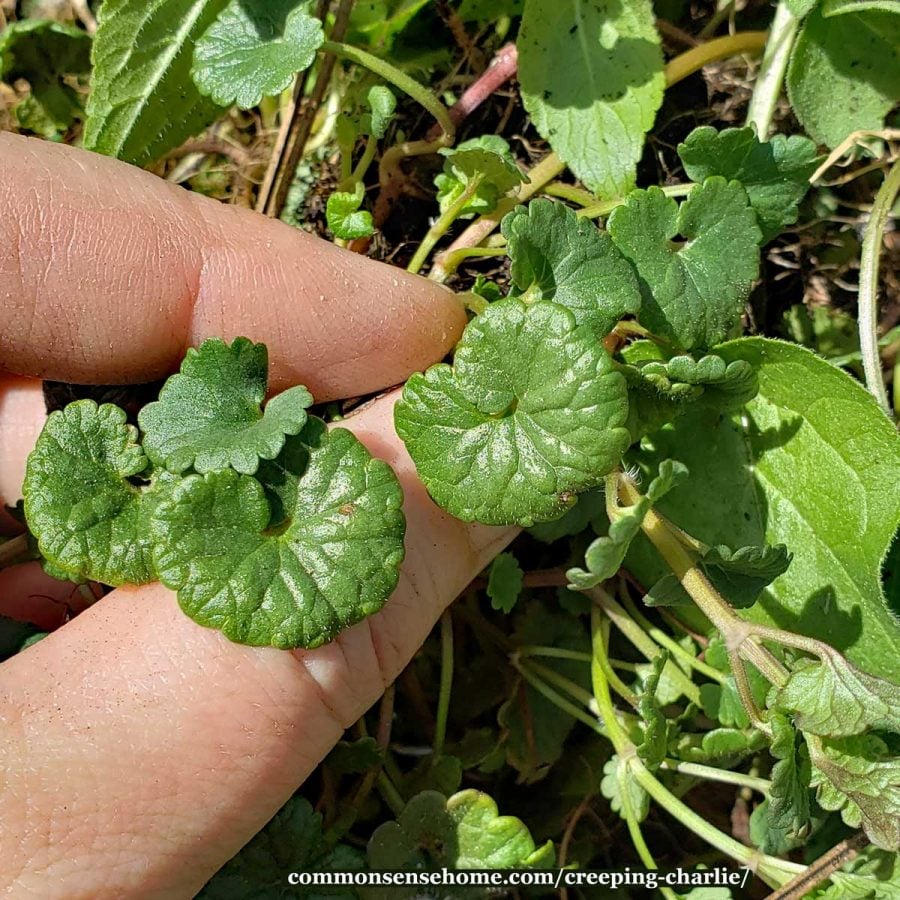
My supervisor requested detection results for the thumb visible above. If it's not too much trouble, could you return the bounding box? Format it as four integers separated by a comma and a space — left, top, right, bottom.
0, 391, 516, 900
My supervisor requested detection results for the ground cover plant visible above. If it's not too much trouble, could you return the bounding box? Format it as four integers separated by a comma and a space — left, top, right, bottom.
1, 0, 900, 896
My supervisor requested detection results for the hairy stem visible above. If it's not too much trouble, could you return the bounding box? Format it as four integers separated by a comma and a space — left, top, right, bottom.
661, 759, 771, 794
746, 2, 800, 138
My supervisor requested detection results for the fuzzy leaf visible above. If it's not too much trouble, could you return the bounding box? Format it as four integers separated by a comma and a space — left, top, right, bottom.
486, 552, 524, 614
518, 0, 664, 198
777, 651, 900, 737
198, 797, 362, 898
786, 7, 900, 148
364, 84, 395, 139
192, 0, 324, 109
624, 353, 759, 408
326, 188, 374, 240
677, 126, 819, 242
151, 421, 405, 649
139, 337, 312, 476
601, 755, 649, 822
608, 179, 761, 350
84, 0, 230, 165
435, 136, 525, 217
766, 712, 813, 852
808, 734, 900, 851
501, 199, 641, 337
395, 299, 630, 527
23, 401, 157, 586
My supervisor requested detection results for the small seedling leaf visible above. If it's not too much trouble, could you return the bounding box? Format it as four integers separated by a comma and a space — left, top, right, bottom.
435, 135, 525, 217
601, 755, 649, 822
326, 187, 375, 240
486, 552, 524, 614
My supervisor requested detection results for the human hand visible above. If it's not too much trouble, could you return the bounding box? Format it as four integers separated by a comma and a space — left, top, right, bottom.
0, 133, 516, 898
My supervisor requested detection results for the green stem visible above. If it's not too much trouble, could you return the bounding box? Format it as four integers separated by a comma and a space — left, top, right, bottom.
665, 31, 769, 88
515, 660, 607, 738
433, 611, 454, 759
542, 182, 597, 207
590, 607, 629, 752
518, 646, 593, 663
349, 134, 378, 186
858, 158, 900, 416
662, 759, 771, 794
376, 771, 406, 816
520, 658, 598, 712
746, 2, 800, 138
578, 183, 694, 220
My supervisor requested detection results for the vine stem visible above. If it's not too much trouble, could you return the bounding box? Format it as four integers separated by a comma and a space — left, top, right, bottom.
664, 30, 768, 88
432, 611, 454, 759
858, 158, 900, 416
661, 760, 771, 794
578, 183, 693, 220
746, 1, 800, 139
514, 659, 608, 738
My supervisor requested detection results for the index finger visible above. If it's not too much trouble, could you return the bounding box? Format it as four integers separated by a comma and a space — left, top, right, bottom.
0, 134, 465, 398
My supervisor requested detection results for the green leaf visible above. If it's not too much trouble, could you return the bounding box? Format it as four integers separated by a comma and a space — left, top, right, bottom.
324, 736, 383, 776
527, 488, 604, 543
636, 653, 668, 768
434, 136, 525, 218
823, 0, 900, 14
567, 460, 688, 589
601, 755, 649, 822
821, 846, 900, 899
777, 650, 900, 737
808, 734, 900, 851
500, 199, 642, 337
677, 126, 819, 243
395, 298, 630, 527
138, 337, 313, 476
192, 0, 324, 109
365, 84, 396, 139
84, 0, 230, 165
518, 0, 664, 198
608, 179, 761, 350
674, 727, 769, 764
326, 187, 375, 240
486, 552, 524, 614
0, 19, 91, 134
23, 400, 158, 586
151, 421, 405, 649
765, 712, 813, 852
198, 796, 363, 898
625, 338, 900, 681
786, 7, 900, 148
699, 637, 770, 729
458, 0, 523, 21
786, 0, 819, 15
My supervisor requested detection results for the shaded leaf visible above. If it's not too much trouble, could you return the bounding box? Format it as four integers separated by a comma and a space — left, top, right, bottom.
765, 712, 813, 852
486, 552, 524, 614
601, 755, 649, 822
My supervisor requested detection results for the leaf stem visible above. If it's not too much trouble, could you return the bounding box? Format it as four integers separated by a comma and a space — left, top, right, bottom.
746, 2, 800, 139
858, 158, 900, 416
665, 31, 769, 88
349, 134, 378, 187
514, 659, 607, 738
578, 183, 693, 220
376, 770, 406, 816
432, 611, 454, 759
661, 759, 771, 794
542, 182, 598, 207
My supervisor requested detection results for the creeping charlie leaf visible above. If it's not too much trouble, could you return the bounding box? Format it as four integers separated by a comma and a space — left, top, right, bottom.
151, 421, 405, 649
608, 178, 762, 350
139, 337, 313, 476
84, 0, 230, 165
501, 199, 642, 337
326, 186, 375, 240
518, 0, 664, 198
435, 136, 525, 218
486, 552, 524, 614
23, 401, 156, 586
677, 126, 819, 243
192, 0, 325, 109
636, 653, 668, 769
766, 713, 813, 852
601, 755, 649, 822
786, 6, 900, 148
394, 298, 630, 527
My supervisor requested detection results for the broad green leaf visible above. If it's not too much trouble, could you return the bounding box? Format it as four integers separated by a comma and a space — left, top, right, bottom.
364, 84, 396, 139
139, 337, 312, 476
23, 401, 157, 586
786, 7, 900, 148
84, 0, 230, 165
326, 188, 375, 240
0, 19, 91, 135
486, 552, 524, 614
151, 422, 405, 649
601, 755, 649, 822
394, 299, 630, 527
765, 713, 812, 853
435, 136, 525, 218
346, 0, 431, 52
198, 797, 362, 898
608, 179, 761, 350
808, 734, 900, 851
677, 126, 819, 242
626, 338, 900, 681
192, 0, 324, 109
777, 650, 900, 737
823, 0, 900, 13
501, 199, 642, 337
821, 846, 900, 899
518, 0, 664, 198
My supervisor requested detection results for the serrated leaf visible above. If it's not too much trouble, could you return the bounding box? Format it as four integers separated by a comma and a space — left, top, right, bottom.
84, 0, 230, 165
23, 400, 158, 586
777, 650, 900, 737
636, 653, 668, 768
765, 712, 812, 852
434, 136, 525, 218
823, 846, 900, 900
192, 0, 324, 108
608, 179, 761, 350
198, 796, 362, 898
139, 337, 312, 476
151, 421, 405, 649
674, 727, 769, 763
625, 338, 900, 681
786, 7, 900, 148
567, 460, 687, 589
365, 84, 395, 139
518, 0, 664, 198
486, 552, 524, 614
395, 298, 630, 527
601, 755, 649, 822
808, 734, 900, 851
677, 126, 819, 243
500, 199, 641, 337
326, 187, 375, 240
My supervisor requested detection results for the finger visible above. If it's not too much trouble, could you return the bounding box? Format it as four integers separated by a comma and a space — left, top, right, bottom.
0, 391, 517, 899
0, 133, 465, 397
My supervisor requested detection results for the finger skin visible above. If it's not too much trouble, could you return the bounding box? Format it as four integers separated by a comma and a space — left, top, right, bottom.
0, 133, 465, 396
0, 393, 517, 899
